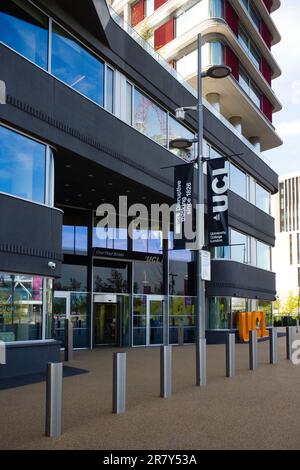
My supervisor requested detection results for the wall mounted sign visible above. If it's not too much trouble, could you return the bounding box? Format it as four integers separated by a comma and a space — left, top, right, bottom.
207, 157, 229, 247
92, 248, 163, 263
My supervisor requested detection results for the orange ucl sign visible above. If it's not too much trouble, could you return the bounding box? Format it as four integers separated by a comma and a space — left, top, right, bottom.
239, 312, 269, 342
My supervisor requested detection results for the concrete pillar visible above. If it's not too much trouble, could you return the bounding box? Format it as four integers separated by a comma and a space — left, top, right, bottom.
229, 116, 242, 134
249, 136, 261, 153
206, 93, 221, 113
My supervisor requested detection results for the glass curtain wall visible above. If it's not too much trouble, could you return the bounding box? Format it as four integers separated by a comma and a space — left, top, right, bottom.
0, 125, 47, 204
0, 273, 52, 342
0, 0, 49, 69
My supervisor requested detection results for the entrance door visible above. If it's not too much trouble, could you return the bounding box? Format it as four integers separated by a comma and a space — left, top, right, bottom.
94, 303, 119, 346
53, 292, 70, 348
147, 296, 164, 346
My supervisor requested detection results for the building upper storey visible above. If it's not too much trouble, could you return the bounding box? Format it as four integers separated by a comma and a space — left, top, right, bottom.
108, 0, 282, 153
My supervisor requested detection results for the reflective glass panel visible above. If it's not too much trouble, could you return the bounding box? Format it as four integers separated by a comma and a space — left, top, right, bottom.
256, 183, 270, 214
106, 66, 114, 113
231, 229, 248, 264
134, 88, 167, 147
230, 163, 248, 200
0, 125, 46, 203
0, 273, 45, 342
52, 23, 104, 105
169, 116, 195, 161
207, 297, 230, 329
0, 0, 48, 69
54, 264, 87, 291
256, 240, 271, 270
134, 261, 163, 294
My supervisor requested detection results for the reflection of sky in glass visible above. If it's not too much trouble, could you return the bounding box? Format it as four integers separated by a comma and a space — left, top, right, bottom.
0, 0, 48, 69
93, 228, 128, 251
62, 226, 88, 255
133, 230, 162, 254
134, 89, 167, 147
169, 116, 195, 160
0, 125, 46, 203
52, 23, 104, 105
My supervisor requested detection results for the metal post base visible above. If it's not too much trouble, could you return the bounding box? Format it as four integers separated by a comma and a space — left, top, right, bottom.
249, 330, 258, 370
196, 338, 206, 386
286, 327, 296, 361
226, 333, 236, 378
113, 352, 126, 414
160, 346, 172, 398
45, 362, 63, 438
269, 327, 278, 364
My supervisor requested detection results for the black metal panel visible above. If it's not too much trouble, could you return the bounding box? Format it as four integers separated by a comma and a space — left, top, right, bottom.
0, 340, 61, 379
0, 193, 63, 277
228, 191, 275, 246
207, 260, 276, 301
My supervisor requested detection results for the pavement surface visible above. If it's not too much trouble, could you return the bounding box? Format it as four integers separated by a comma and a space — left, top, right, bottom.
1, 333, 300, 450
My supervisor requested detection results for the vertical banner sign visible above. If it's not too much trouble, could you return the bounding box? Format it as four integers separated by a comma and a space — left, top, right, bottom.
207, 157, 229, 247
174, 163, 194, 250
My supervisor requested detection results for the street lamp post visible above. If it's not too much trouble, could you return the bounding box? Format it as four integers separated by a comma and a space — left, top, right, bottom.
170, 33, 231, 386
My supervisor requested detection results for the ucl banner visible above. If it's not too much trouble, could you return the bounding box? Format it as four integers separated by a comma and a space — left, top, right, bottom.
173, 163, 194, 250
207, 157, 229, 247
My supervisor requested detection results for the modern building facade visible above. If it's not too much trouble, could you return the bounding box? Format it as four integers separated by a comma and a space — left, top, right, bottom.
0, 0, 280, 378
273, 172, 300, 307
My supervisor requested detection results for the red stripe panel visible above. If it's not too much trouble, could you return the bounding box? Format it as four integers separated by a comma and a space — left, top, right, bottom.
131, 0, 145, 27
225, 46, 239, 80
224, 0, 239, 36
154, 17, 174, 50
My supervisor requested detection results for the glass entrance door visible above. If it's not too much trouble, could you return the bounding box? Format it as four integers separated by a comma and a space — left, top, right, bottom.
53, 291, 89, 348
94, 303, 119, 346
53, 292, 70, 348
147, 296, 164, 346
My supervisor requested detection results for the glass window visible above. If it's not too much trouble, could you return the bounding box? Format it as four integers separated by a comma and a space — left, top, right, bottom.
203, 40, 224, 68
239, 68, 261, 108
133, 295, 147, 346
231, 229, 248, 264
126, 82, 133, 125
0, 0, 48, 69
168, 116, 195, 161
134, 88, 167, 147
232, 297, 247, 329
176, 48, 198, 77
52, 23, 105, 105
133, 229, 162, 253
0, 125, 46, 203
209, 0, 224, 18
54, 264, 87, 291
256, 240, 271, 270
169, 296, 195, 344
106, 66, 114, 113
169, 249, 194, 296
230, 163, 248, 200
255, 183, 270, 214
93, 262, 128, 293
93, 224, 128, 251
0, 273, 46, 342
176, 1, 207, 38
207, 297, 230, 330
134, 261, 163, 294
249, 4, 260, 31
62, 226, 88, 255
250, 82, 261, 108
238, 27, 261, 70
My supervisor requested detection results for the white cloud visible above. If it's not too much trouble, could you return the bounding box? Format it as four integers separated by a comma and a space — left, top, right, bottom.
276, 120, 300, 137
292, 80, 300, 105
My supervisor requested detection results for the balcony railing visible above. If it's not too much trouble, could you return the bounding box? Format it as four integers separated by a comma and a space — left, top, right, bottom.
108, 6, 197, 98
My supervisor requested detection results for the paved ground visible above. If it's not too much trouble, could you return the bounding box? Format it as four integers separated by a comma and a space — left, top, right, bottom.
1, 333, 300, 450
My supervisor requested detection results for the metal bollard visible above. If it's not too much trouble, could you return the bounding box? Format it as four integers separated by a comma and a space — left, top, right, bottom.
196, 338, 206, 386
249, 330, 258, 370
160, 345, 172, 398
64, 319, 73, 362
269, 327, 278, 364
45, 362, 63, 438
226, 333, 236, 378
178, 321, 184, 346
112, 352, 126, 414
286, 326, 296, 360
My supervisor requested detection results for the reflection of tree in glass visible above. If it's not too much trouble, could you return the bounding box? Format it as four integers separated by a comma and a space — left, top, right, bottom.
95, 270, 127, 293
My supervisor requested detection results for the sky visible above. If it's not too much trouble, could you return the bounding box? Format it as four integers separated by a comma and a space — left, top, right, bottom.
265, 0, 300, 176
